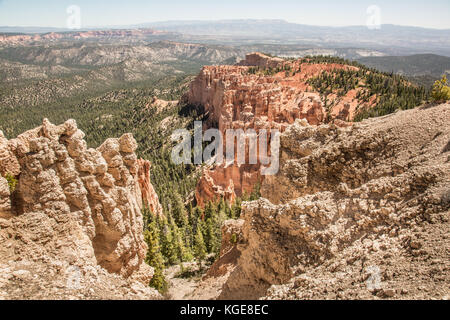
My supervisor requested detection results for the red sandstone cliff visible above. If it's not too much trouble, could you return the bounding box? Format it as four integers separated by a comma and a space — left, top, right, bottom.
186, 53, 375, 206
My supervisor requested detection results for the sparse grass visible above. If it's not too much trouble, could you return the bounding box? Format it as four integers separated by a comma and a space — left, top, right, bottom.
431, 75, 450, 102
4, 173, 17, 193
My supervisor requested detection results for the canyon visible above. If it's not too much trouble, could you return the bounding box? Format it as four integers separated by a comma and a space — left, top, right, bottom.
0, 49, 448, 301
187, 53, 375, 206
1, 103, 448, 300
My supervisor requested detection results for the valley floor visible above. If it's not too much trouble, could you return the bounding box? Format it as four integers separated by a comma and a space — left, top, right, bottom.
164, 260, 227, 300
165, 263, 202, 300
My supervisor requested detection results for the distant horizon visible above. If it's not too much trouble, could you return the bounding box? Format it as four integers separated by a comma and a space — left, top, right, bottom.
1, 19, 450, 33
1, 0, 449, 30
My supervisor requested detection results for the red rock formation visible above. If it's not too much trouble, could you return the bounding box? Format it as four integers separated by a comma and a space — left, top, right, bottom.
0, 33, 64, 44
237, 52, 285, 69
187, 53, 372, 206
137, 159, 163, 216
195, 164, 261, 206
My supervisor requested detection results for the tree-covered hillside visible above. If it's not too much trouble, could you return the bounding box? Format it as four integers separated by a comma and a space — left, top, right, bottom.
358, 54, 450, 87
303, 56, 429, 121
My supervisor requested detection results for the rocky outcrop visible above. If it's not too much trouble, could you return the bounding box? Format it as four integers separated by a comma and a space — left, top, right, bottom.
195, 165, 261, 206
0, 119, 162, 300
218, 104, 450, 300
0, 130, 21, 177
205, 219, 245, 279
137, 159, 163, 216
187, 53, 363, 205
237, 52, 285, 69
2, 127, 162, 220
0, 176, 11, 218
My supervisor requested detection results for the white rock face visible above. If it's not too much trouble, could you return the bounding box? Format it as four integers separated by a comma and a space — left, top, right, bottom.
0, 177, 11, 217
0, 119, 161, 300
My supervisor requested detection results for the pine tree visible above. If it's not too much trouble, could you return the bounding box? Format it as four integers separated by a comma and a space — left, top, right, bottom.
172, 192, 188, 228
224, 201, 232, 219
231, 197, 243, 219
204, 217, 216, 253
171, 222, 192, 262
204, 201, 214, 221
160, 216, 179, 265
193, 221, 207, 270
144, 221, 168, 294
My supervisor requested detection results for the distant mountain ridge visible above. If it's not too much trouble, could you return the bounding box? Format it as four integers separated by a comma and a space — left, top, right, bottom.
0, 28, 170, 45
358, 54, 450, 76
138, 20, 450, 56
0, 26, 70, 34
2, 20, 450, 56
358, 54, 450, 86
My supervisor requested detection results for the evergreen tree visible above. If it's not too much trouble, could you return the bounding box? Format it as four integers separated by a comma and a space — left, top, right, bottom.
171, 222, 192, 262
172, 192, 189, 228
231, 197, 243, 219
160, 216, 179, 265
204, 217, 217, 253
144, 221, 168, 294
193, 221, 207, 270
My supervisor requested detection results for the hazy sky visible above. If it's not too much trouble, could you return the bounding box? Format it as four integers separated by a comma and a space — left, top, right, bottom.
0, 0, 449, 29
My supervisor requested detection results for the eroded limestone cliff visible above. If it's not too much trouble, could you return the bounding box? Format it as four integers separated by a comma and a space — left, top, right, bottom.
0, 119, 161, 300
212, 104, 449, 300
